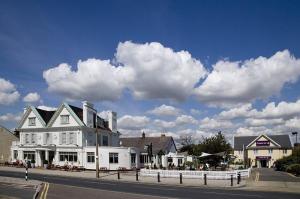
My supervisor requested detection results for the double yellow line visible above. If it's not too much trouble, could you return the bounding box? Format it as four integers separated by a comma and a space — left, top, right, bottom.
255, 172, 260, 182
39, 182, 49, 199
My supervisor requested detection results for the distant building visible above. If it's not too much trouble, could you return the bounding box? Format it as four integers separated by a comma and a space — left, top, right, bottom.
233, 134, 293, 168
0, 125, 18, 162
120, 133, 177, 168
11, 101, 139, 170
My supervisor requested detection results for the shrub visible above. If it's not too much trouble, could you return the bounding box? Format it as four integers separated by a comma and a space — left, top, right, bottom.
274, 155, 298, 171
286, 164, 300, 176
43, 160, 49, 165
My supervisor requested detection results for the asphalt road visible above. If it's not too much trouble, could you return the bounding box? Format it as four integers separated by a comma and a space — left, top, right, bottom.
1, 170, 300, 199
0, 182, 35, 199
255, 168, 300, 182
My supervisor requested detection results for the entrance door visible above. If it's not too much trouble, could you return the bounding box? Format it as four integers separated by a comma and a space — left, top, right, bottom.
49, 151, 55, 164
260, 160, 267, 168
40, 151, 45, 166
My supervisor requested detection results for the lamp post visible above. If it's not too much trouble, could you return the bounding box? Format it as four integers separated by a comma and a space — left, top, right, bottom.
292, 132, 298, 146
95, 114, 99, 178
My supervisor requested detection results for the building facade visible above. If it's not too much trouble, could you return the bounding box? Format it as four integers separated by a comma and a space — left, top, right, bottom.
233, 134, 293, 168
0, 125, 18, 163
11, 101, 139, 170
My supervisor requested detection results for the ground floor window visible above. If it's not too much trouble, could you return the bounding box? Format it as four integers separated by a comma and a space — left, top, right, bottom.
59, 152, 78, 162
167, 157, 173, 163
140, 154, 148, 163
13, 150, 18, 159
131, 153, 136, 164
87, 152, 95, 163
178, 158, 183, 165
109, 153, 118, 164
23, 151, 35, 161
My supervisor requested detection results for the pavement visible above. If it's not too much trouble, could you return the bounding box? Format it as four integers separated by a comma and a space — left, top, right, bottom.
0, 176, 41, 199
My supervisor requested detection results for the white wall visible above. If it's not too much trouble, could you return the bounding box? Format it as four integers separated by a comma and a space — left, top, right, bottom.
21, 110, 44, 129
51, 107, 79, 127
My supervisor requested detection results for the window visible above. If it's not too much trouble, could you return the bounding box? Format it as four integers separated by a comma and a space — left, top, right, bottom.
60, 115, 69, 124
283, 149, 288, 154
102, 135, 108, 146
28, 117, 36, 126
61, 133, 67, 144
23, 151, 35, 161
25, 134, 30, 144
13, 150, 18, 159
140, 154, 148, 163
87, 152, 95, 163
178, 158, 183, 166
109, 153, 118, 164
45, 133, 51, 145
269, 149, 273, 155
168, 157, 173, 163
31, 133, 36, 144
253, 149, 258, 155
59, 152, 78, 162
69, 132, 76, 144
131, 153, 136, 164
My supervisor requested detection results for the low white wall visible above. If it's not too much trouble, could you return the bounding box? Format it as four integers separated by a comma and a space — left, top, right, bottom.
140, 168, 251, 179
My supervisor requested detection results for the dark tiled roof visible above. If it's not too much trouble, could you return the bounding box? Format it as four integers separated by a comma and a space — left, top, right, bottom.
234, 134, 292, 150
36, 108, 55, 124
120, 136, 176, 154
69, 105, 83, 122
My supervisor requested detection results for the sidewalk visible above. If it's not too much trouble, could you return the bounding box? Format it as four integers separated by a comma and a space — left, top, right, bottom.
0, 166, 245, 188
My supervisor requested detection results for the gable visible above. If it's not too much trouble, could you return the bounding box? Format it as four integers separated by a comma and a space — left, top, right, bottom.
247, 134, 280, 148
18, 107, 46, 129
47, 103, 84, 127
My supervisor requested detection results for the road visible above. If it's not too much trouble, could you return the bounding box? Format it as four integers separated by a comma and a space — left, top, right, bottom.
0, 182, 35, 199
254, 168, 300, 182
0, 170, 299, 199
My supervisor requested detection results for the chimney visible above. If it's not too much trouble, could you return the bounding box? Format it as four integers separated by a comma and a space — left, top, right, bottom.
108, 111, 117, 133
82, 101, 95, 127
142, 132, 145, 138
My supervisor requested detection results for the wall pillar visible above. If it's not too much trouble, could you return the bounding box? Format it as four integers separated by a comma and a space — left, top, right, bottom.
45, 150, 49, 161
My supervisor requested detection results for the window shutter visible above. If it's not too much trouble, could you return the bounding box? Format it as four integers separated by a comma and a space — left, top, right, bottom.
59, 133, 62, 145
66, 132, 70, 145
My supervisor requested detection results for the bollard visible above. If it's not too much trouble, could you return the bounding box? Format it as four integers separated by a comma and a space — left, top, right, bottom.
179, 173, 182, 184
237, 172, 241, 184
204, 174, 207, 185
136, 170, 139, 181
25, 166, 28, 181
117, 171, 120, 180
158, 172, 160, 182
230, 175, 233, 186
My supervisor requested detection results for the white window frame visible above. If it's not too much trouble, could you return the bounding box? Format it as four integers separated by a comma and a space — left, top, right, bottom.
87, 152, 95, 163
61, 133, 67, 144
28, 117, 36, 126
109, 153, 118, 164
60, 115, 70, 124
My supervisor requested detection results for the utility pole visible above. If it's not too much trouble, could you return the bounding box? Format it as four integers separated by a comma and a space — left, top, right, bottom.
292, 132, 298, 146
96, 115, 99, 178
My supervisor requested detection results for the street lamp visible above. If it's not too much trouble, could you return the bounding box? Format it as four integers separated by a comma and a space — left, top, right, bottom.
292, 132, 298, 146
95, 113, 100, 178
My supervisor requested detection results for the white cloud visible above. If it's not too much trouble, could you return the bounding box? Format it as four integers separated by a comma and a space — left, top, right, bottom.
43, 60, 134, 101
153, 119, 176, 129
218, 103, 256, 119
0, 78, 20, 105
37, 105, 57, 111
194, 50, 300, 107
43, 41, 207, 102
147, 104, 181, 116
285, 117, 300, 129
245, 118, 284, 127
190, 108, 201, 115
116, 41, 207, 101
0, 112, 22, 122
23, 92, 41, 103
175, 115, 198, 125
118, 115, 150, 130
199, 117, 235, 130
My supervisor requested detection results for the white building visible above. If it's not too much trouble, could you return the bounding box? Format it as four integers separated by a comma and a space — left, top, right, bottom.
11, 101, 139, 170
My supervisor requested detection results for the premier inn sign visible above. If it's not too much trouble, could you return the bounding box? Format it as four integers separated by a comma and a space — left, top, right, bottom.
256, 140, 270, 146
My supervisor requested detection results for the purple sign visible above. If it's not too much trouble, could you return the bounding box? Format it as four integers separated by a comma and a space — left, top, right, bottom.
256, 141, 270, 146
256, 156, 271, 160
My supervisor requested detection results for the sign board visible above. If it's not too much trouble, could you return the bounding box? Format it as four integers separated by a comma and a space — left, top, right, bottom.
256, 156, 271, 160
256, 140, 270, 146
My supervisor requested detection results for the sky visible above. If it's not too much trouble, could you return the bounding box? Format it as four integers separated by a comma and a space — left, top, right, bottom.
1, 0, 300, 144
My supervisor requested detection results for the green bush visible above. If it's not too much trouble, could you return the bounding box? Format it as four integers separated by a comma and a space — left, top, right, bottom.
286, 164, 300, 176
274, 155, 298, 171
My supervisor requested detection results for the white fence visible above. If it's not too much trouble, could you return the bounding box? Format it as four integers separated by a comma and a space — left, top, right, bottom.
140, 168, 251, 179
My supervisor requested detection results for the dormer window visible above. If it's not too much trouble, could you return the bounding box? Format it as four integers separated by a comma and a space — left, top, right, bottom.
28, 117, 36, 126
60, 115, 69, 124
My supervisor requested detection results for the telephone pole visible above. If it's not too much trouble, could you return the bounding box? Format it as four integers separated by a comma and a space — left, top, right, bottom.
96, 115, 99, 178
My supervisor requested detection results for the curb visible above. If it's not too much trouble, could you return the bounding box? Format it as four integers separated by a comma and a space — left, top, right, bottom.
33, 183, 43, 199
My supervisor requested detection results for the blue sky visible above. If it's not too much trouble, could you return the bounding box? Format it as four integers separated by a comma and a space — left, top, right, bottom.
1, 0, 300, 143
